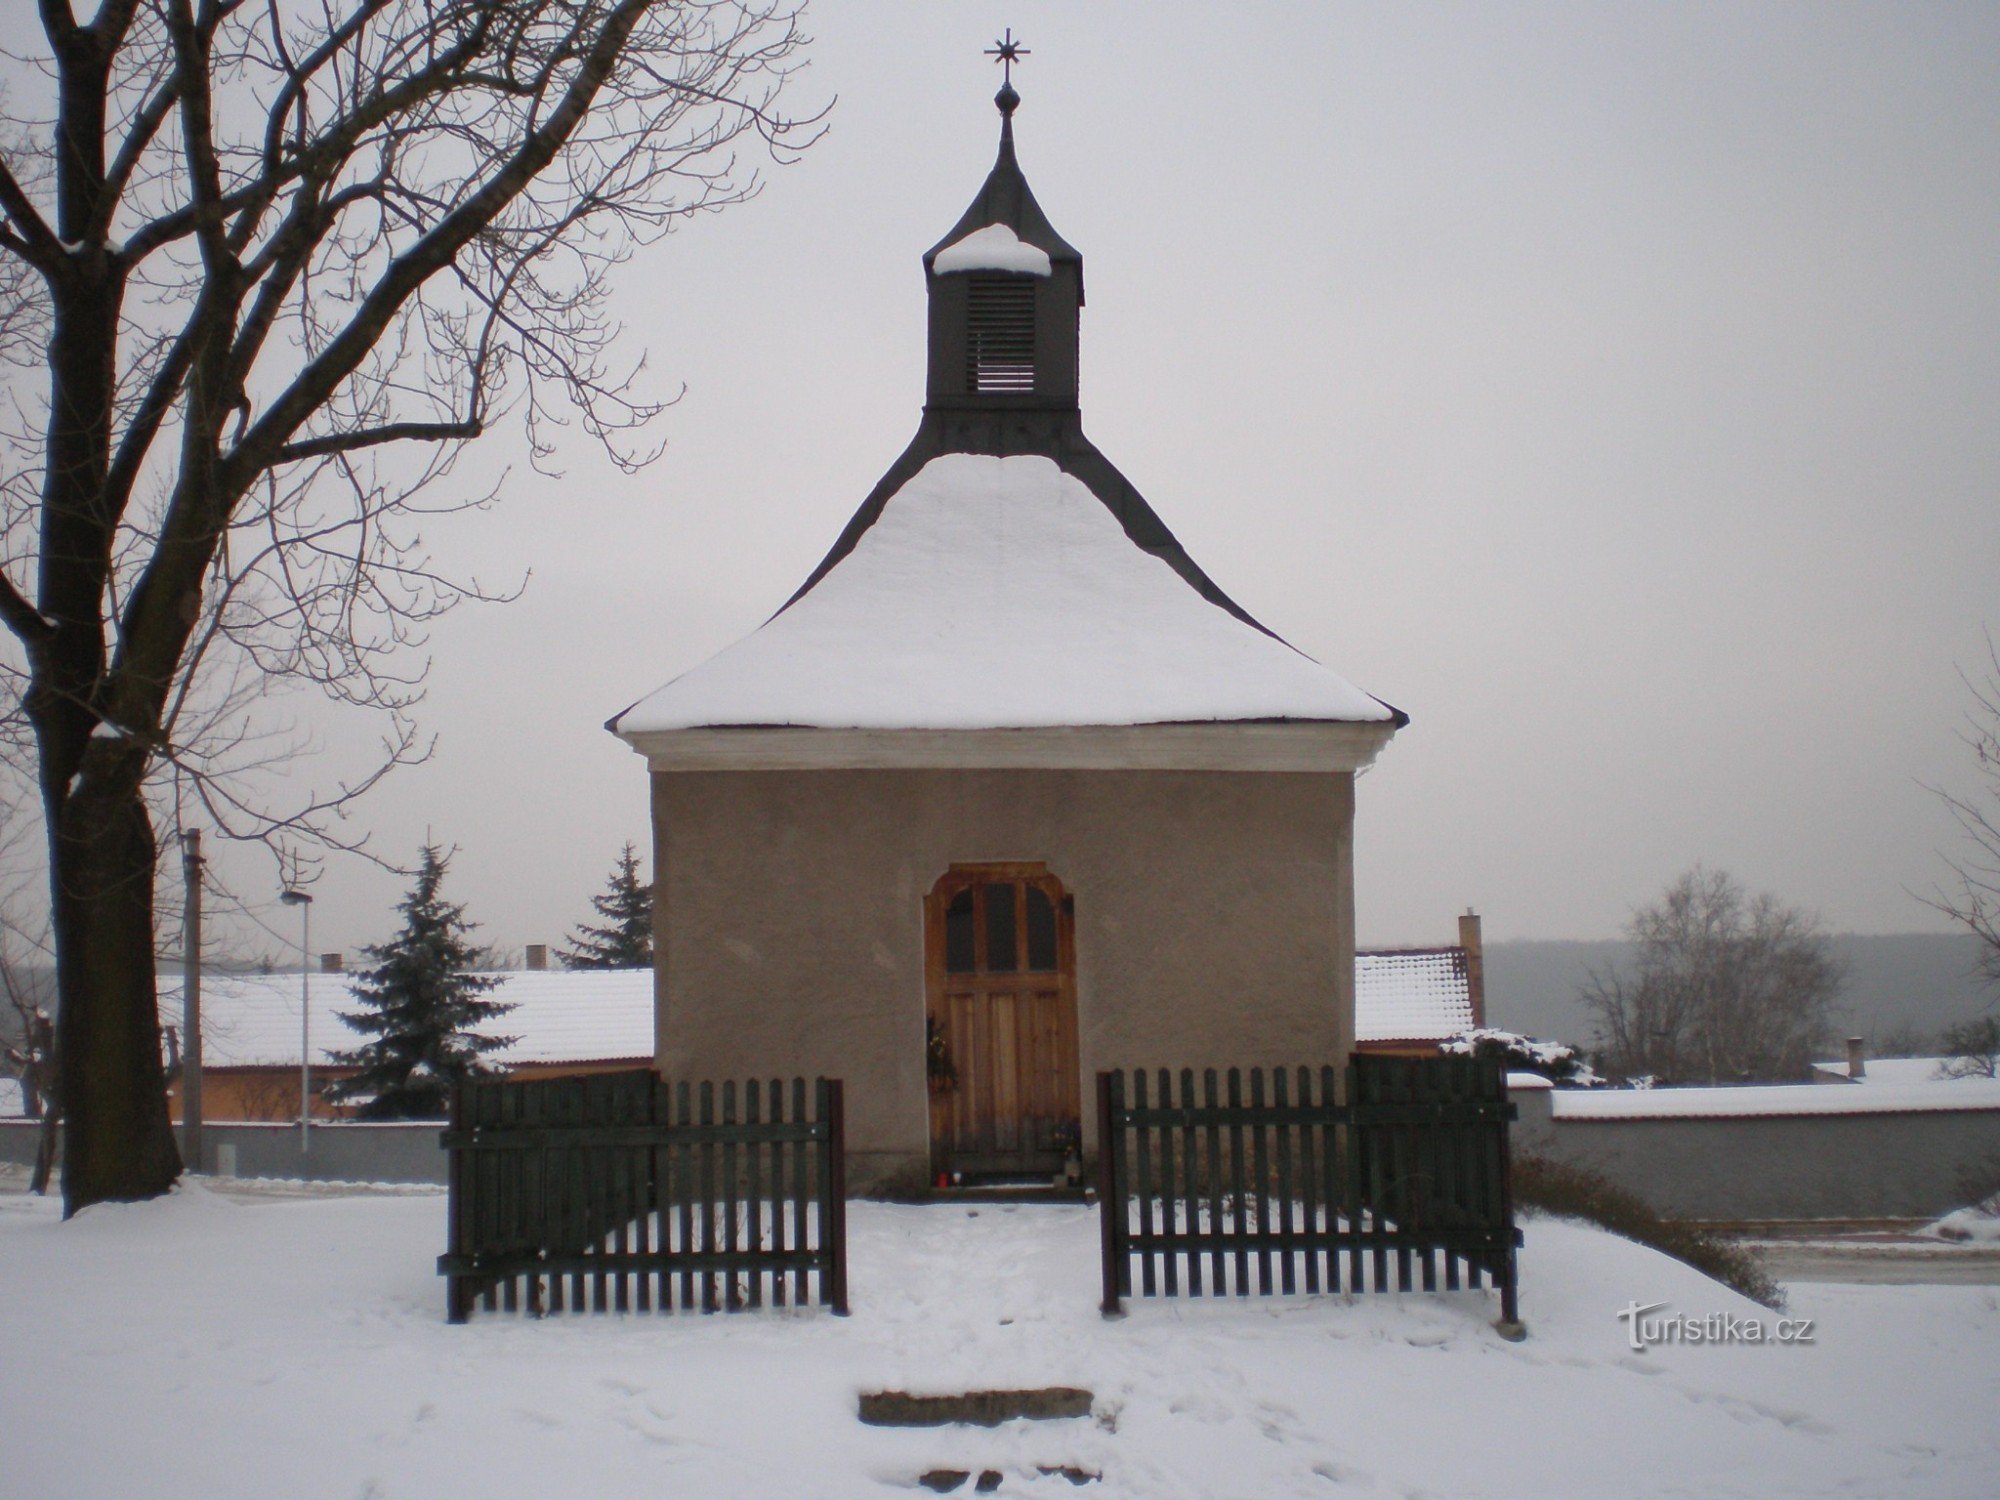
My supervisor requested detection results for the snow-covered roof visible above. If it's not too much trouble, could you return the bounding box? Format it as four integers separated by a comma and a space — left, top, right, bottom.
616, 455, 1396, 734
1354, 949, 1474, 1043
160, 957, 1455, 1069
1552, 1079, 2000, 1120
1808, 1056, 1979, 1086
157, 970, 654, 1070
932, 222, 1053, 276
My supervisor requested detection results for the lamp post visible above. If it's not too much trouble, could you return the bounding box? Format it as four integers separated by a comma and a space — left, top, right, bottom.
280, 888, 314, 1151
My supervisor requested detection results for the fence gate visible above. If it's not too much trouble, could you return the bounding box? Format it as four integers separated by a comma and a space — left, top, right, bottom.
1096, 1057, 1519, 1322
438, 1070, 847, 1322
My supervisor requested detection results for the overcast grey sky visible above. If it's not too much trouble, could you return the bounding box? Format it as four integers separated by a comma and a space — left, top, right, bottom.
136, 3, 2000, 960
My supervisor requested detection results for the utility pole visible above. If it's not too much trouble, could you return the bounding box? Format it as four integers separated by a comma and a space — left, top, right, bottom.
180, 829, 204, 1173
281, 885, 314, 1152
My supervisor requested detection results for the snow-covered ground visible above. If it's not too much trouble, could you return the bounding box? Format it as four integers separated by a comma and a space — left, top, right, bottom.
3, 1180, 1997, 1499
1928, 1191, 2000, 1244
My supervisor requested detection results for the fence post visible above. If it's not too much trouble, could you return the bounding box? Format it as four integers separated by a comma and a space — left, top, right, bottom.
822, 1077, 850, 1316
1494, 1066, 1523, 1332
1096, 1070, 1123, 1317
444, 1084, 470, 1323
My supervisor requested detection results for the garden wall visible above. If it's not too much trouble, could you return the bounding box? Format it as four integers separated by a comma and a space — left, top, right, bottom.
10, 1084, 2000, 1218
0, 1118, 446, 1185
1511, 1083, 2000, 1221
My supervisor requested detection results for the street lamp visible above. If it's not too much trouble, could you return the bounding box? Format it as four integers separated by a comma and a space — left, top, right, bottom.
280, 888, 314, 1152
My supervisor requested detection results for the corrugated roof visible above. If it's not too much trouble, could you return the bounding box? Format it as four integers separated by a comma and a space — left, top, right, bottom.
1353, 949, 1474, 1043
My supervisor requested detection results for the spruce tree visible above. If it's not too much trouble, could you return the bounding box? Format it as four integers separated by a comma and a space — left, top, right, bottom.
559, 842, 654, 969
329, 844, 513, 1118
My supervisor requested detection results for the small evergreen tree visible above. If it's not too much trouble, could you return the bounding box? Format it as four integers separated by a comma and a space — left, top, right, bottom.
329, 844, 514, 1119
559, 842, 654, 970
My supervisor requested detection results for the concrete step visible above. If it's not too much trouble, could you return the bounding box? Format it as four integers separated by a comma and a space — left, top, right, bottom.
859, 1388, 1094, 1427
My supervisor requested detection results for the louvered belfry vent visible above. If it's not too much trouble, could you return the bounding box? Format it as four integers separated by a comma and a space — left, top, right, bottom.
966, 275, 1037, 392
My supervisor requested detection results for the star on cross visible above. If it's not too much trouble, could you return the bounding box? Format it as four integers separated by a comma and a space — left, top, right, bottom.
985, 29, 1030, 87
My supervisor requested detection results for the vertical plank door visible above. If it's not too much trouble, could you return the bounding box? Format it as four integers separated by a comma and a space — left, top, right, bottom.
925, 864, 1080, 1180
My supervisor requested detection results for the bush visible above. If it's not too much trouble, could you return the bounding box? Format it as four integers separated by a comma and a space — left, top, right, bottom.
1441, 1027, 1604, 1087
1512, 1152, 1784, 1309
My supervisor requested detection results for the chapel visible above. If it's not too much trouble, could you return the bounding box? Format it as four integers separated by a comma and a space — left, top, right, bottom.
611, 71, 1403, 1190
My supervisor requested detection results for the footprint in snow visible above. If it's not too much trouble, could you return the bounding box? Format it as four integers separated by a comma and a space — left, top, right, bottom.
1166, 1392, 1234, 1424
611, 1405, 678, 1447
1311, 1457, 1396, 1493
1683, 1389, 1832, 1436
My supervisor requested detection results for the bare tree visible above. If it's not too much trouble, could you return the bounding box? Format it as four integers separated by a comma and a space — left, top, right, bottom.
1937, 1015, 2000, 1080
0, 1, 821, 1213
1581, 867, 1843, 1085
1929, 632, 2000, 994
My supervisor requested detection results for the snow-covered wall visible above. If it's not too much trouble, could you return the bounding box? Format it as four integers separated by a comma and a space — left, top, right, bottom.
1512, 1087, 2000, 1221
0, 1118, 448, 1184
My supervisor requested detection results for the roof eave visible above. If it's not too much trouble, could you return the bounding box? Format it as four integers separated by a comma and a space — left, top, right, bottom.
617, 719, 1399, 773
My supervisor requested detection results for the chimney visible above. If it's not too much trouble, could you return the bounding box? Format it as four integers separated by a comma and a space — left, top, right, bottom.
1458, 909, 1485, 1028
525, 943, 549, 972
319, 952, 343, 973
1846, 1036, 1866, 1080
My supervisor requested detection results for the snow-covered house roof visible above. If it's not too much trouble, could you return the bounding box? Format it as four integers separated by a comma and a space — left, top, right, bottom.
1353, 948, 1475, 1044
157, 970, 655, 1071
1808, 1056, 1982, 1087
616, 455, 1396, 736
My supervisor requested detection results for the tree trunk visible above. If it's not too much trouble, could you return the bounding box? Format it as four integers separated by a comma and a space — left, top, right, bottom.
51, 773, 181, 1214
30, 1109, 60, 1196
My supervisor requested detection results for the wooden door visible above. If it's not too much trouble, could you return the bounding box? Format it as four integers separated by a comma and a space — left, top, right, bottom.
925, 864, 1080, 1179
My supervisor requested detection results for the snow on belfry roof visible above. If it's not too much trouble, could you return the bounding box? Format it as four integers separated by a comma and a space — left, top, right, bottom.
933, 223, 1052, 276
615, 454, 1396, 734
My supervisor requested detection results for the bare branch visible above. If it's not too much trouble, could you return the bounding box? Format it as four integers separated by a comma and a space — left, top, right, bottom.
272, 417, 480, 465
0, 156, 62, 271
0, 570, 54, 652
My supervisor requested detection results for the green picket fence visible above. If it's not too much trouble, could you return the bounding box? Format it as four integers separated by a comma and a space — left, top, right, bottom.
438, 1070, 847, 1322
1096, 1056, 1520, 1321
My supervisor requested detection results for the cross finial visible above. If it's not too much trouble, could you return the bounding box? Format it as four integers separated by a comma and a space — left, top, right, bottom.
986, 28, 1030, 88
